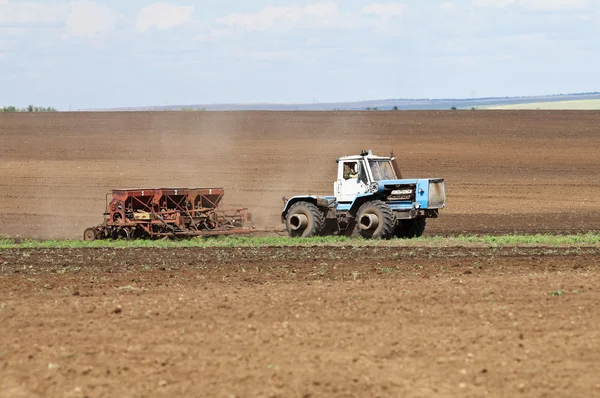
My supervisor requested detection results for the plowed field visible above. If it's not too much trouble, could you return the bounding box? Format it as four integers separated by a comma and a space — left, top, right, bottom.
2, 111, 600, 397
2, 246, 600, 397
1, 111, 600, 239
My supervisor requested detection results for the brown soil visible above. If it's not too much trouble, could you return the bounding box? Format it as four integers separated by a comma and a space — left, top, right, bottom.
2, 111, 600, 397
1, 246, 600, 397
1, 111, 600, 239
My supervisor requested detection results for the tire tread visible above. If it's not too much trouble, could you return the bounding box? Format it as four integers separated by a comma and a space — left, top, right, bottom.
286, 201, 326, 237
356, 200, 395, 239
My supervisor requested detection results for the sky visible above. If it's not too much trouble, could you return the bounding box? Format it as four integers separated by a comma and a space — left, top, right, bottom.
1, 0, 599, 109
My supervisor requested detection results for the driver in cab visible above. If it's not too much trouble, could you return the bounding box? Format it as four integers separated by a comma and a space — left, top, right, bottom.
343, 162, 358, 180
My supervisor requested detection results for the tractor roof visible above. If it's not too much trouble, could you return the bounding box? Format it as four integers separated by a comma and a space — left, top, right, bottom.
338, 153, 392, 162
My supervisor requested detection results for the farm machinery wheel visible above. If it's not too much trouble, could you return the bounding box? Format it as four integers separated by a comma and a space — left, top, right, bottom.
356, 200, 395, 239
109, 228, 130, 240
285, 201, 325, 237
83, 228, 97, 242
394, 218, 426, 239
132, 226, 149, 239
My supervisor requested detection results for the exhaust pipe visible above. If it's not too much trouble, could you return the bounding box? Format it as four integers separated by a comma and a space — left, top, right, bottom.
289, 214, 308, 230
359, 214, 379, 230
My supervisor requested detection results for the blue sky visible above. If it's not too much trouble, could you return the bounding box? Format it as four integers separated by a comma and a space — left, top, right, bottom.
1, 0, 599, 109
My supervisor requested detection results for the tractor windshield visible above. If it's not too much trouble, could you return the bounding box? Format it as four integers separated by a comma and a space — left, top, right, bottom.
369, 160, 397, 181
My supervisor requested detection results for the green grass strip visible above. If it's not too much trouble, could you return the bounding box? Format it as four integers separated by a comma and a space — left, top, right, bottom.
0, 232, 599, 249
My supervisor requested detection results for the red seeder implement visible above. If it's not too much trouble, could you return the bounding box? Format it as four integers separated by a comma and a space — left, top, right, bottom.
83, 188, 253, 241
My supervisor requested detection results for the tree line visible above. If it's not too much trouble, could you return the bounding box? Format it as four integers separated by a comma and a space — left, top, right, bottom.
1, 105, 58, 112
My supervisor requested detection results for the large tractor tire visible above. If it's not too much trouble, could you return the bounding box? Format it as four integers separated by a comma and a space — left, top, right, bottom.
356, 200, 395, 239
394, 218, 426, 239
285, 201, 325, 238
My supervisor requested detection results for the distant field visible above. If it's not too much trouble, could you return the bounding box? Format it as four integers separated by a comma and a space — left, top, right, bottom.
489, 99, 600, 110
3, 111, 600, 239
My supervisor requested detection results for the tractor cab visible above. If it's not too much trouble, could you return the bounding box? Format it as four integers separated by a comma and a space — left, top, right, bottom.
334, 150, 399, 202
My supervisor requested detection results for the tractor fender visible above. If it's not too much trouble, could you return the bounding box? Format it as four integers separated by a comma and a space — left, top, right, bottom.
348, 193, 380, 216
281, 196, 334, 223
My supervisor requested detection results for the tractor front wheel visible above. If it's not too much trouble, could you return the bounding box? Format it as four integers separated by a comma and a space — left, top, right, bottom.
285, 202, 325, 237
356, 200, 395, 239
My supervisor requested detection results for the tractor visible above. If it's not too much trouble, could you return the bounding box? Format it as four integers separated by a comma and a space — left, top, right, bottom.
281, 150, 446, 239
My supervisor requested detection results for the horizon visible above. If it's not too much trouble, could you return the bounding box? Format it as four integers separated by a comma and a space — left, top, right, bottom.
4, 90, 600, 111
102, 91, 600, 112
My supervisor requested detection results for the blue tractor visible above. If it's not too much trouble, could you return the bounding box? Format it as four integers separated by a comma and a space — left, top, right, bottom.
281, 150, 446, 239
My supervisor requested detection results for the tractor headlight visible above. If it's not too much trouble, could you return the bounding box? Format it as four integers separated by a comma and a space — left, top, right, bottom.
368, 182, 379, 193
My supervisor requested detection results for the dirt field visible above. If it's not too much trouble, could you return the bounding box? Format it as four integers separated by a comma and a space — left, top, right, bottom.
1, 246, 600, 397
2, 111, 600, 396
1, 111, 600, 239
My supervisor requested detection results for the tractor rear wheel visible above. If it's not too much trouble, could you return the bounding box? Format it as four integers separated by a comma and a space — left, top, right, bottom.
286, 202, 325, 237
356, 200, 395, 239
394, 218, 426, 239
83, 228, 97, 242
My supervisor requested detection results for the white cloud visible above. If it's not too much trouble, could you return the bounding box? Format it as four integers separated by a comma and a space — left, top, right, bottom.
66, 0, 120, 37
519, 0, 588, 10
441, 2, 455, 11
216, 2, 342, 32
360, 3, 407, 22
472, 0, 514, 7
0, 1, 68, 24
136, 3, 194, 32
0, 1, 119, 37
473, 0, 589, 10
215, 2, 407, 34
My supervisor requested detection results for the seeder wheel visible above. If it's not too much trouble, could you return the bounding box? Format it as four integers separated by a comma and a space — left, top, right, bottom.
83, 228, 97, 242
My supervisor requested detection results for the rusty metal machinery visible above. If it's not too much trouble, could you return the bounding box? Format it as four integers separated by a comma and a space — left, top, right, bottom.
83, 188, 252, 241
